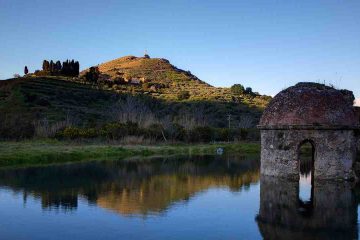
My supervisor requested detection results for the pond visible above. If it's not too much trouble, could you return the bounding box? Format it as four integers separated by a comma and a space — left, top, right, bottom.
0, 154, 358, 239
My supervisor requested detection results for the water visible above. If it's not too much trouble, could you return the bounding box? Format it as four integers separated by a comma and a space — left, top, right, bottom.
0, 155, 358, 239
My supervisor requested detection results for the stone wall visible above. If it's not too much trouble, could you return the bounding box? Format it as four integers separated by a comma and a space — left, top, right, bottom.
256, 176, 357, 240
260, 128, 356, 180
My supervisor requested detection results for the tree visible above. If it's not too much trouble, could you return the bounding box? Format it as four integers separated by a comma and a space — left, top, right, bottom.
85, 66, 100, 83
177, 90, 190, 100
230, 84, 245, 95
245, 87, 253, 95
24, 66, 28, 75
49, 60, 55, 74
74, 61, 80, 76
42, 60, 50, 72
55, 61, 62, 73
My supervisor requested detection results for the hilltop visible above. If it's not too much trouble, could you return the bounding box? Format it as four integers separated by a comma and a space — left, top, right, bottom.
81, 55, 270, 104
0, 55, 271, 141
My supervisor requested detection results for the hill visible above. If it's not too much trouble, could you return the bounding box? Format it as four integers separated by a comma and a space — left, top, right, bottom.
81, 55, 270, 104
0, 55, 271, 141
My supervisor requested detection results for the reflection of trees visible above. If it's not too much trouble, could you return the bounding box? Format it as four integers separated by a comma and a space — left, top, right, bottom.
0, 155, 260, 215
256, 176, 358, 240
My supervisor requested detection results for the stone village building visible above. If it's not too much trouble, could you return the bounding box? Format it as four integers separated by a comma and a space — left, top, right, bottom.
258, 82, 360, 181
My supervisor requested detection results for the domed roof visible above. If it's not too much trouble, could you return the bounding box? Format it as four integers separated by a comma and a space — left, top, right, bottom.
260, 82, 357, 126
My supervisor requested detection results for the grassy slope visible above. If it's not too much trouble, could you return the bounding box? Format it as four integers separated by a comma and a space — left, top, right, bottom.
0, 76, 267, 129
0, 140, 260, 168
83, 55, 271, 105
0, 77, 115, 123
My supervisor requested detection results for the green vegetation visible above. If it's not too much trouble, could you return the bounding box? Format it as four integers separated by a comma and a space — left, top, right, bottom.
0, 140, 260, 168
0, 77, 266, 140
177, 90, 190, 100
33, 59, 80, 77
0, 55, 271, 141
231, 84, 245, 95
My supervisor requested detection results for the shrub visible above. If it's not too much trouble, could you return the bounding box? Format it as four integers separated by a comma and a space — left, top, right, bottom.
189, 126, 213, 142
143, 123, 165, 140
60, 127, 81, 139
101, 123, 128, 139
168, 123, 186, 141
230, 84, 245, 95
245, 87, 253, 95
56, 127, 98, 139
85, 66, 100, 83
213, 128, 230, 141
177, 90, 190, 100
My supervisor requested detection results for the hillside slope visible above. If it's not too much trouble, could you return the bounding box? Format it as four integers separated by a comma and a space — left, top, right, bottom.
0, 55, 271, 139
81, 55, 270, 105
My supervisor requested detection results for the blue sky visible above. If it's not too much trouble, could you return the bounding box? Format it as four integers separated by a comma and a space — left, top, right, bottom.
0, 0, 359, 101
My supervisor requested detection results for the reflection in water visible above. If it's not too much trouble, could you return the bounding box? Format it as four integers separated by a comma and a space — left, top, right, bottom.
0, 155, 259, 216
298, 142, 314, 214
257, 176, 358, 240
0, 154, 359, 239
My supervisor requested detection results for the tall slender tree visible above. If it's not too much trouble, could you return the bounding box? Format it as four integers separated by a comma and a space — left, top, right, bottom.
55, 61, 62, 73
24, 66, 28, 75
42, 60, 50, 72
74, 61, 80, 76
49, 60, 55, 74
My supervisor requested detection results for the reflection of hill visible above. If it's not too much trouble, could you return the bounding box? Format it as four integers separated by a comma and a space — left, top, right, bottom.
0, 155, 260, 216
97, 172, 259, 216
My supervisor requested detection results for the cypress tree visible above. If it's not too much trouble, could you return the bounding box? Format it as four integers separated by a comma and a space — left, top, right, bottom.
55, 61, 62, 74
70, 59, 75, 76
74, 61, 80, 76
42, 60, 50, 72
49, 60, 54, 74
61, 60, 68, 75
24, 66, 29, 75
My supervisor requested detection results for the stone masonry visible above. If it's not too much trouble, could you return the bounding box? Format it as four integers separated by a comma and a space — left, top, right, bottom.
258, 83, 359, 181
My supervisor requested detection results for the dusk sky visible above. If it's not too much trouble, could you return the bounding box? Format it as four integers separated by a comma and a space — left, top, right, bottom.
1, 0, 359, 102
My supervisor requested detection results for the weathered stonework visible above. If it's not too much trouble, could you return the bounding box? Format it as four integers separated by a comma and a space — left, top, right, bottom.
260, 127, 357, 180
258, 83, 359, 181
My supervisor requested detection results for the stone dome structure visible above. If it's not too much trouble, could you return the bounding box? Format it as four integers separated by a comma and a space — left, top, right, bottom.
260, 82, 357, 126
258, 82, 359, 181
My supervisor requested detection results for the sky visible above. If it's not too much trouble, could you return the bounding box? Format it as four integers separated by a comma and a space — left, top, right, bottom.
0, 0, 359, 103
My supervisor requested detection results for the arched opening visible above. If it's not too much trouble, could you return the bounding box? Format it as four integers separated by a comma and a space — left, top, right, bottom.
297, 140, 315, 216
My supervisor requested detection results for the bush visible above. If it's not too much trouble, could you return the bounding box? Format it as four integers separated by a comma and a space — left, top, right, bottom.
168, 123, 186, 141
177, 91, 190, 100
189, 126, 213, 142
245, 87, 253, 95
230, 84, 245, 95
213, 128, 230, 141
57, 127, 98, 139
143, 123, 165, 140
85, 66, 100, 83
0, 113, 35, 140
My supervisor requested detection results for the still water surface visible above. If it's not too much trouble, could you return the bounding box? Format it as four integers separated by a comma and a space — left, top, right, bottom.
0, 154, 358, 239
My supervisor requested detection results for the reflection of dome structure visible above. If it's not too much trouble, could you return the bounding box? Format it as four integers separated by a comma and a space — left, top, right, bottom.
260, 82, 357, 126
256, 176, 358, 240
258, 82, 359, 180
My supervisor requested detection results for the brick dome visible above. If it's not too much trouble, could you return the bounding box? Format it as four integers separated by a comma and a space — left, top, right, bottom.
259, 82, 357, 126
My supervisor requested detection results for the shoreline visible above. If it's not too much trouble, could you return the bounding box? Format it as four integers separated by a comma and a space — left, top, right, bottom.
0, 140, 260, 168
